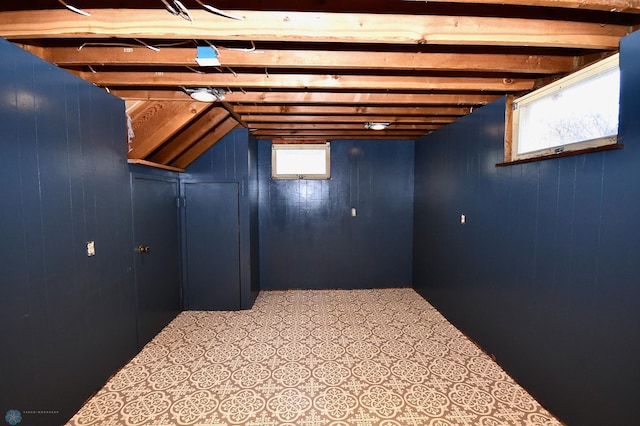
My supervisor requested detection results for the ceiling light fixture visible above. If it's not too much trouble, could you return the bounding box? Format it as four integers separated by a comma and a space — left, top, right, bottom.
183, 87, 226, 102
58, 0, 90, 16
365, 122, 390, 130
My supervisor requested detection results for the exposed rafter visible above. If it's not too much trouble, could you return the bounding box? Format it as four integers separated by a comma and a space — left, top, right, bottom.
0, 9, 630, 49
1, 3, 636, 167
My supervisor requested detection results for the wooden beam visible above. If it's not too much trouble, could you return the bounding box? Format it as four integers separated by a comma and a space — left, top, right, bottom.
77, 71, 536, 92
255, 134, 422, 140
404, 0, 640, 14
0, 10, 629, 49
172, 117, 238, 169
242, 115, 458, 124
248, 123, 441, 130
112, 90, 193, 101
232, 105, 472, 116
45, 46, 575, 74
225, 92, 500, 105
128, 101, 210, 159
150, 107, 230, 164
252, 130, 426, 136
127, 159, 185, 173
111, 89, 500, 105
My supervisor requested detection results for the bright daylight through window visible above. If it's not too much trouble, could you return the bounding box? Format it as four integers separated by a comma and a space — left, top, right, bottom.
510, 53, 620, 162
272, 143, 331, 180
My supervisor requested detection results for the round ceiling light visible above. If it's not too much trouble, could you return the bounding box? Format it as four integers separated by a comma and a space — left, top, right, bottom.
365, 122, 390, 130
189, 88, 217, 102
187, 88, 226, 102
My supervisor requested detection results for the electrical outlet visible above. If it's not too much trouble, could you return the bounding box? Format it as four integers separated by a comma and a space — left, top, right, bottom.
87, 241, 96, 256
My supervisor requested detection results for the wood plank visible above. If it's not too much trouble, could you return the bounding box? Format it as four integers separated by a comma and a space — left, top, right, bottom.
111, 89, 500, 105
0, 10, 628, 49
150, 107, 230, 164
224, 92, 500, 105
45, 46, 575, 74
255, 134, 422, 140
242, 115, 458, 123
128, 101, 210, 159
112, 90, 194, 101
404, 0, 640, 14
248, 123, 441, 130
232, 105, 472, 116
172, 117, 238, 169
127, 159, 185, 173
251, 130, 426, 136
78, 71, 536, 92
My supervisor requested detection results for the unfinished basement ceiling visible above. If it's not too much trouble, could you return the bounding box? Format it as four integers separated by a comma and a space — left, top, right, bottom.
1, 1, 638, 169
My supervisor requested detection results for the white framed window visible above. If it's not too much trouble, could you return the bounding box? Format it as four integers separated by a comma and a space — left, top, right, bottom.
510, 53, 620, 162
271, 143, 331, 180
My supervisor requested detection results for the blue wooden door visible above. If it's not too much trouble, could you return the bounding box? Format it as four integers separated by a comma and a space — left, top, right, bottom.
184, 182, 240, 310
132, 176, 181, 348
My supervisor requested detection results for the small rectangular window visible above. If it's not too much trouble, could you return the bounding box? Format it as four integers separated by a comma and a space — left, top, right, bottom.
271, 143, 330, 179
510, 53, 619, 162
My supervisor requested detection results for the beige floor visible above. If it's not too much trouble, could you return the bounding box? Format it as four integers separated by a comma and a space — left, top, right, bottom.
67, 288, 561, 425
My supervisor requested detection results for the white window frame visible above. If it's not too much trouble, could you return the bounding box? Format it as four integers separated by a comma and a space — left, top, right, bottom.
510, 53, 620, 162
271, 143, 331, 180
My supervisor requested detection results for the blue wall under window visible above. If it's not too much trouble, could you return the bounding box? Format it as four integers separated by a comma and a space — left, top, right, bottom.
258, 139, 414, 290
413, 31, 640, 425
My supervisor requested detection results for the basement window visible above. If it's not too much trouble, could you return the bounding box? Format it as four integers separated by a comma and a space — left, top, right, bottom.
272, 143, 331, 179
507, 53, 620, 163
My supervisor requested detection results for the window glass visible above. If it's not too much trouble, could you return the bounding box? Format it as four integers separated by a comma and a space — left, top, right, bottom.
272, 143, 330, 179
512, 54, 619, 160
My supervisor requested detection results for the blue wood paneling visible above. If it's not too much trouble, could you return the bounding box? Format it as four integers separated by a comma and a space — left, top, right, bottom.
413, 31, 640, 425
182, 129, 259, 309
184, 182, 240, 310
259, 139, 414, 290
0, 39, 137, 425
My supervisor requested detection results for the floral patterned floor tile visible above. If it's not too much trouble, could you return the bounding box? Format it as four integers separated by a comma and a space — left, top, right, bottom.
67, 288, 561, 426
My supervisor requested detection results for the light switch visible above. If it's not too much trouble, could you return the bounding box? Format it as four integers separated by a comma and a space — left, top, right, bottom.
87, 241, 96, 256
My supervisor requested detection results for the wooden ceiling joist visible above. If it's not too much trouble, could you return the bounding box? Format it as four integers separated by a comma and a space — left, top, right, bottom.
248, 123, 441, 130
404, 0, 640, 14
79, 71, 536, 92
3, 3, 636, 161
0, 10, 629, 49
227, 92, 501, 105
231, 105, 472, 116
110, 90, 500, 105
251, 130, 426, 137
241, 115, 458, 124
38, 46, 576, 75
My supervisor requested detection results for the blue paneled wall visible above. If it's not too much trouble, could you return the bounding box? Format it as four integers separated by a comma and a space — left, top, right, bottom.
0, 39, 137, 424
183, 129, 260, 308
258, 139, 414, 290
413, 31, 640, 425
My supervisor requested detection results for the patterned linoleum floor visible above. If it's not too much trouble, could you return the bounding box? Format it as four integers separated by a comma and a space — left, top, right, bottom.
67, 288, 561, 425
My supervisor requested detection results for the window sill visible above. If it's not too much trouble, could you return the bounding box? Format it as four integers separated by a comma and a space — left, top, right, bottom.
496, 143, 623, 167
